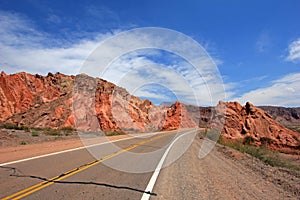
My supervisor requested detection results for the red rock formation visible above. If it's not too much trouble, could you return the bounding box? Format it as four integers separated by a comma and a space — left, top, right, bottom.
0, 72, 74, 127
163, 101, 198, 130
0, 72, 167, 133
1, 71, 299, 152
73, 74, 166, 133
216, 101, 300, 150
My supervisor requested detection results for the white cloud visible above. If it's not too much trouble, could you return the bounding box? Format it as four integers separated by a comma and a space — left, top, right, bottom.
0, 11, 113, 75
134, 89, 171, 101
78, 28, 229, 106
234, 73, 300, 107
286, 38, 300, 62
100, 50, 227, 106
0, 11, 226, 106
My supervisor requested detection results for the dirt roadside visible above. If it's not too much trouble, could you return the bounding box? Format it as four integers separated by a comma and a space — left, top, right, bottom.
153, 136, 300, 200
0, 129, 131, 164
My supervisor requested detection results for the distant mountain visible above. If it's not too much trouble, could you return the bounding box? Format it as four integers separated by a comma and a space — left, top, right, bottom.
259, 106, 300, 127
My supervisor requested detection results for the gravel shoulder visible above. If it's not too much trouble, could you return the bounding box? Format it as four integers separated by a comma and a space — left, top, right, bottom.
153, 135, 300, 200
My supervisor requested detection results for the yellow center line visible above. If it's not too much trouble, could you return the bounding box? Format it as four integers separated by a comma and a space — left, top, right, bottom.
2, 133, 170, 200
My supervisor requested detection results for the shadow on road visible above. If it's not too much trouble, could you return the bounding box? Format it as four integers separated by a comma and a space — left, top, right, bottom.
0, 166, 157, 196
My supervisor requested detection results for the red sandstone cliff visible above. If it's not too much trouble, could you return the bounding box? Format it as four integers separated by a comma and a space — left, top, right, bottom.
0, 72, 170, 133
214, 101, 300, 150
162, 101, 197, 130
0, 72, 74, 128
0, 72, 299, 151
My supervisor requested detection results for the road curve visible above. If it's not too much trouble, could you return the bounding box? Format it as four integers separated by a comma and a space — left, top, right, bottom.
0, 129, 196, 200
0, 128, 298, 200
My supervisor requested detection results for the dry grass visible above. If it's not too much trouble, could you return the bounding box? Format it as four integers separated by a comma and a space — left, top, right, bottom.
202, 129, 300, 171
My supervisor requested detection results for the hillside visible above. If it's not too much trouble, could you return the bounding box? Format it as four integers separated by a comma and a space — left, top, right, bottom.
0, 72, 195, 133
215, 102, 300, 151
0, 71, 299, 151
259, 106, 300, 133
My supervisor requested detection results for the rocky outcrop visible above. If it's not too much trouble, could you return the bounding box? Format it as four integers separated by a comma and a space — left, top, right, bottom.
216, 101, 300, 150
162, 102, 198, 130
73, 74, 166, 132
0, 72, 167, 133
0, 72, 299, 151
0, 72, 74, 128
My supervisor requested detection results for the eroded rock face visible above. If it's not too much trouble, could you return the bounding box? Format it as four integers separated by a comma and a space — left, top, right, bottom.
0, 72, 168, 133
217, 101, 300, 150
162, 101, 198, 130
0, 72, 74, 128
72, 74, 167, 133
1, 72, 299, 151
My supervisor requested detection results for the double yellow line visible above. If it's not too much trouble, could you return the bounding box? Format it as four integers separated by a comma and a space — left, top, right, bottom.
2, 133, 168, 200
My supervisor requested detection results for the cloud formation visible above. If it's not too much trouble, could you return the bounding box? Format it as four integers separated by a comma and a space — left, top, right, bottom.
0, 11, 113, 75
79, 28, 227, 106
235, 73, 300, 107
1, 11, 298, 107
0, 11, 226, 106
286, 38, 300, 63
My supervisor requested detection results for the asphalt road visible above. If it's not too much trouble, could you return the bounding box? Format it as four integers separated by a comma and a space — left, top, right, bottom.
1, 128, 297, 200
0, 129, 197, 200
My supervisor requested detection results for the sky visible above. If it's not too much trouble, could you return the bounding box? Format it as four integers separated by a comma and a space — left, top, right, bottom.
0, 0, 299, 107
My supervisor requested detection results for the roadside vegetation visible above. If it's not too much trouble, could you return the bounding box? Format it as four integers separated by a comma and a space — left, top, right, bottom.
1, 123, 30, 132
202, 129, 300, 171
0, 123, 76, 137
19, 141, 27, 145
0, 123, 126, 138
105, 130, 126, 136
105, 131, 120, 136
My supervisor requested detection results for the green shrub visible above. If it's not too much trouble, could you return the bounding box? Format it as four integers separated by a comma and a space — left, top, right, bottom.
106, 131, 120, 136
44, 128, 61, 136
1, 124, 30, 132
60, 126, 75, 132
222, 140, 299, 171
2, 123, 19, 130
243, 136, 255, 145
260, 137, 274, 147
31, 131, 39, 137
21, 126, 30, 132
20, 141, 27, 145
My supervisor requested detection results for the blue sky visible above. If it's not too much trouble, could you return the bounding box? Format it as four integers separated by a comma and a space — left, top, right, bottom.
0, 0, 299, 106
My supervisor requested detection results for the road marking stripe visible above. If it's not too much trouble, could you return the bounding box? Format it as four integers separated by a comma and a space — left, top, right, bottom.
0, 132, 162, 167
1, 132, 170, 200
141, 130, 196, 200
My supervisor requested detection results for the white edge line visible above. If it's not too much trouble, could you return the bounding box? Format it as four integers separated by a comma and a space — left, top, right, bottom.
0, 132, 161, 167
141, 130, 195, 200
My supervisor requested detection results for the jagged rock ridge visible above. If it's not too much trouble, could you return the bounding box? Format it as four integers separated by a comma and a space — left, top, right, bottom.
215, 101, 300, 151
0, 72, 299, 151
0, 72, 195, 133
